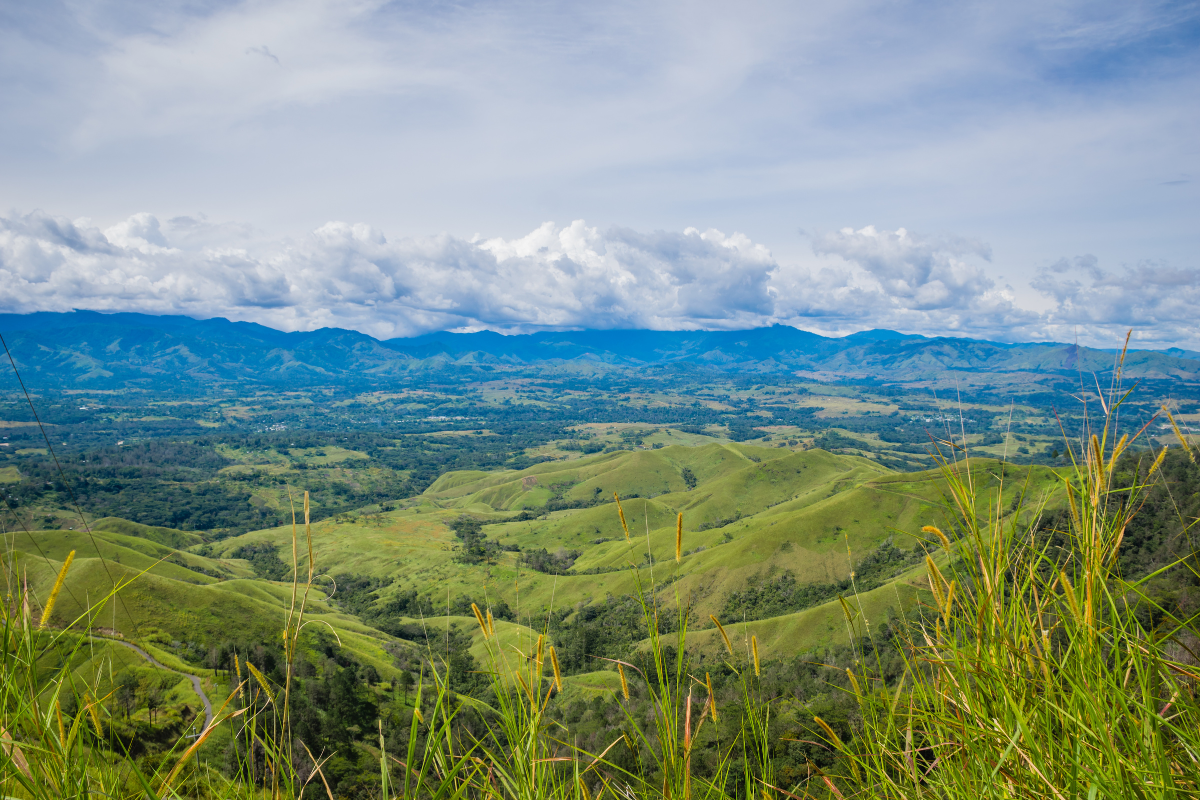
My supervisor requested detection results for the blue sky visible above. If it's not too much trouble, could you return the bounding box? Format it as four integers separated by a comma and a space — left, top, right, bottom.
1, 0, 1198, 346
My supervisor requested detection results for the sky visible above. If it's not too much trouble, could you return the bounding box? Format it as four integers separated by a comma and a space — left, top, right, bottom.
0, 0, 1198, 347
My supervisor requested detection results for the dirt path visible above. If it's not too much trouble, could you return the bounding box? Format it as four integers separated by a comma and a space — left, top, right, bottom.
93, 637, 214, 730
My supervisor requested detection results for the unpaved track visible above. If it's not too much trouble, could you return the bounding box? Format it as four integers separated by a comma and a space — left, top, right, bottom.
93, 637, 213, 729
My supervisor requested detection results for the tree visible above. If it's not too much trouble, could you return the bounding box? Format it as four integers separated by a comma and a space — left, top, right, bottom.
115, 672, 139, 720
145, 684, 165, 727
449, 515, 500, 565
681, 467, 697, 490
398, 671, 414, 705
329, 667, 378, 740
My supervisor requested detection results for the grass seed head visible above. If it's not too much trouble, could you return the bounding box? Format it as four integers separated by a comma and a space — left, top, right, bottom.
39, 550, 74, 630
549, 645, 563, 691
922, 525, 951, 551
55, 699, 66, 747
751, 635, 761, 676
247, 662, 275, 703
85, 694, 103, 737
846, 669, 861, 698
706, 671, 718, 721
615, 493, 630, 540
675, 513, 683, 562
618, 663, 630, 700
1164, 406, 1196, 462
471, 602, 488, 638
813, 715, 843, 750
487, 609, 495, 637
1148, 444, 1169, 476
710, 615, 733, 654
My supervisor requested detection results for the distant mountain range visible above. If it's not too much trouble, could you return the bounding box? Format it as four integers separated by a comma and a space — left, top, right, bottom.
1, 310, 1197, 388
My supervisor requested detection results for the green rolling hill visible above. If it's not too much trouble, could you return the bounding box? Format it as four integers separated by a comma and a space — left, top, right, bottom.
205, 444, 1061, 666
5, 439, 1067, 716
7, 523, 413, 683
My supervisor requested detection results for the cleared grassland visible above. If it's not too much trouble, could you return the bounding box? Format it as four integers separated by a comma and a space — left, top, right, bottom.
207, 447, 1061, 660
8, 444, 1064, 709
9, 529, 416, 683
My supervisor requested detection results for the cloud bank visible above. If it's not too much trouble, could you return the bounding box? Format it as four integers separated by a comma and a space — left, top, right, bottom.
1, 210, 1196, 348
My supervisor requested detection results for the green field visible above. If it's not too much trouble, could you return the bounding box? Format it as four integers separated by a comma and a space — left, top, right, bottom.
197, 443, 1062, 661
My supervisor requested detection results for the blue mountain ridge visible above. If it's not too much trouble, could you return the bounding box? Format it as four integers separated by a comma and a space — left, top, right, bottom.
0, 310, 1195, 387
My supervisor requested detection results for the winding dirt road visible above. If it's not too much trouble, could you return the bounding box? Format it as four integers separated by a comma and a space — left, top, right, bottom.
93, 637, 214, 730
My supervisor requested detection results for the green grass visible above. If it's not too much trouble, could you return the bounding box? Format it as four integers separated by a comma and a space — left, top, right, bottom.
204, 445, 1067, 667
8, 531, 417, 684
92, 517, 206, 549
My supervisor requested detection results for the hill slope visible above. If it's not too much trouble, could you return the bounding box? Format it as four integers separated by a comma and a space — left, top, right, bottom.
213, 446, 1061, 660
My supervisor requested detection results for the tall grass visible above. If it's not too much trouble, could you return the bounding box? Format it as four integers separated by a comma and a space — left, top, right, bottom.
4, 356, 1200, 798
839, 346, 1200, 798
0, 550, 248, 797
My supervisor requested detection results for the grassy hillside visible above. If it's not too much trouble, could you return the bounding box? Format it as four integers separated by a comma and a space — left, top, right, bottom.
211, 445, 1063, 662
7, 524, 415, 683
5, 441, 1065, 747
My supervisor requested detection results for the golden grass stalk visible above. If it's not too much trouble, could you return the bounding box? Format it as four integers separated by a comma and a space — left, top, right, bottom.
1148, 445, 1169, 476
943, 580, 957, 626
487, 609, 495, 637
925, 556, 948, 612
751, 635, 761, 677
471, 602, 489, 638
549, 646, 563, 691
578, 775, 592, 800
38, 550, 74, 630
234, 654, 244, 699
84, 694, 103, 737
1059, 571, 1081, 621
706, 672, 717, 721
813, 716, 843, 751
247, 661, 275, 703
536, 633, 545, 665
618, 663, 630, 700
921, 525, 951, 551
710, 615, 733, 654
614, 493, 630, 540
55, 700, 65, 747
1163, 405, 1195, 461
675, 513, 683, 562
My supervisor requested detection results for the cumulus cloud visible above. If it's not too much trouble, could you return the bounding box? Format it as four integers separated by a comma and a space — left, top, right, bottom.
813, 226, 994, 310
1032, 255, 1200, 346
796, 225, 1037, 335
0, 211, 784, 338
0, 210, 1193, 347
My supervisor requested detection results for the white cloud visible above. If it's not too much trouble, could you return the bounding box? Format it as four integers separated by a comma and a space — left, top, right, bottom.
1032, 254, 1200, 346
0, 211, 785, 338
1, 210, 1195, 348
812, 226, 995, 310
